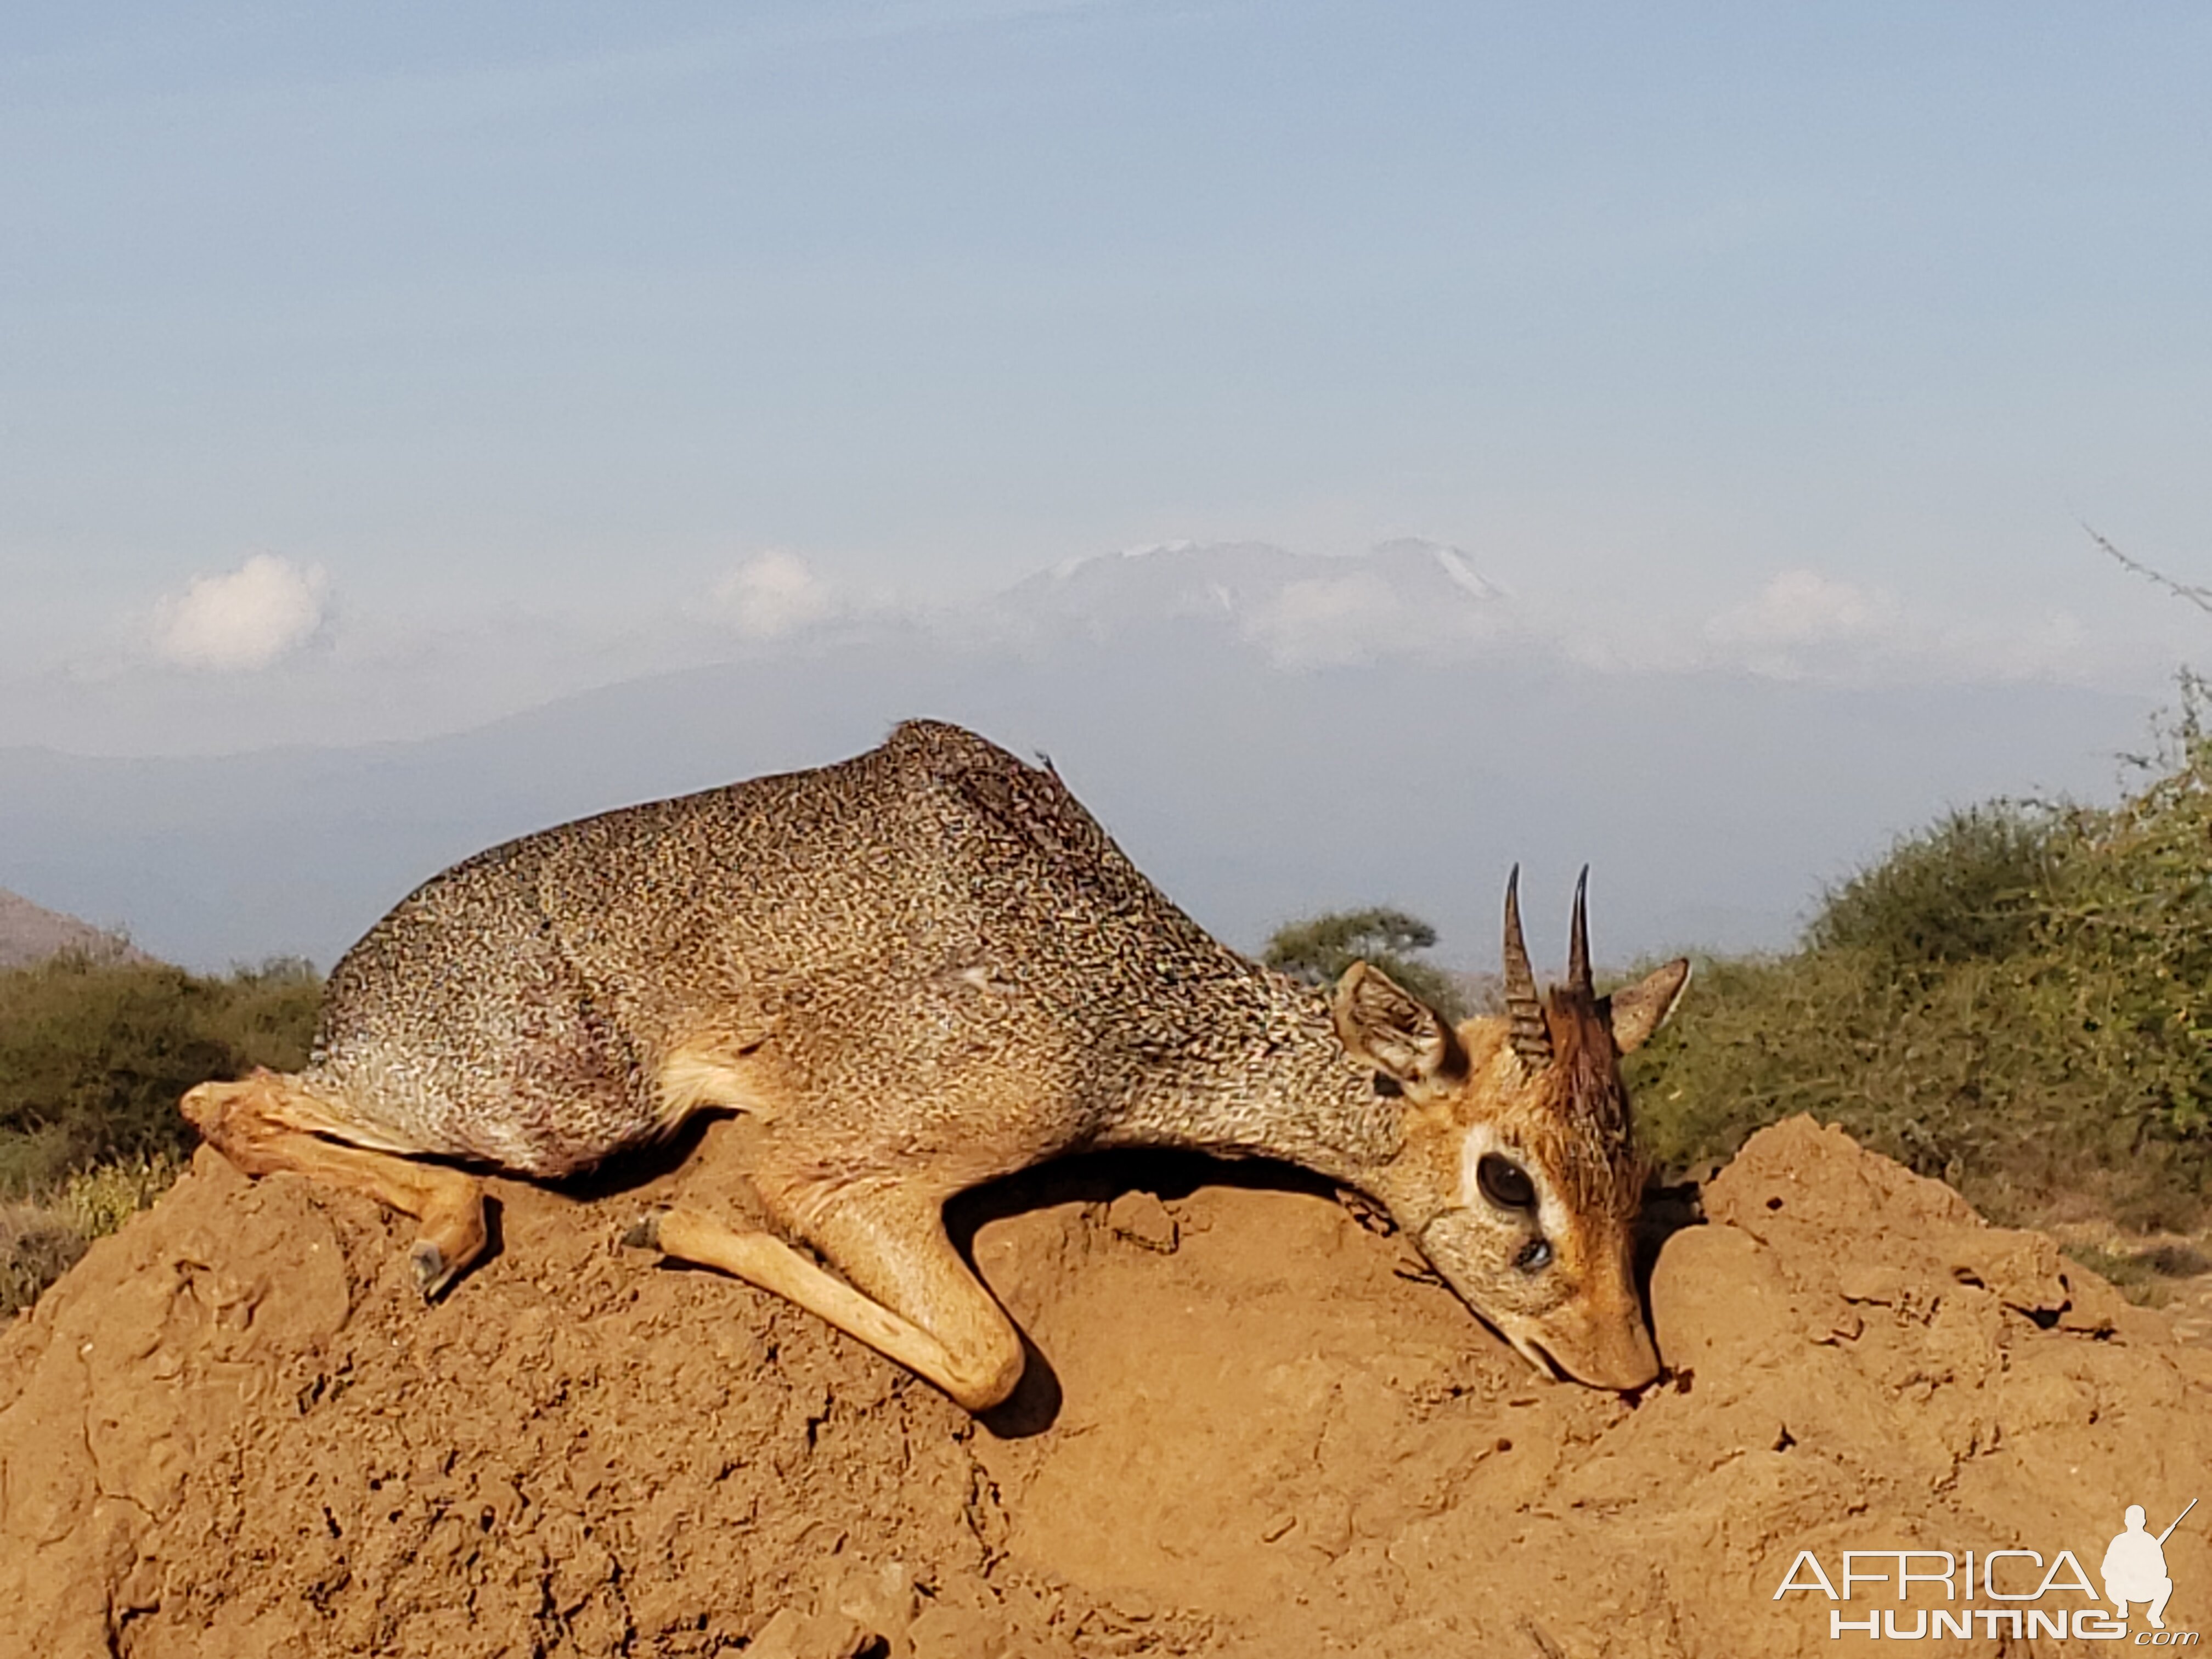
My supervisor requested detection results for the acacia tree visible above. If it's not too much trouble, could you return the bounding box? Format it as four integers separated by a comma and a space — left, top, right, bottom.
1261, 907, 1464, 1020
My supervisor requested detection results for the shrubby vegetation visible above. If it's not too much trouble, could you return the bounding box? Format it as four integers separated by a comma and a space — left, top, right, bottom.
1629, 685, 2212, 1233
0, 951, 320, 1190
1, 952, 320, 1313
0, 1153, 186, 1316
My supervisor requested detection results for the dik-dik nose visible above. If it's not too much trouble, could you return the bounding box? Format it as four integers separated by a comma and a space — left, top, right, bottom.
1562, 1316, 1660, 1392
1541, 1274, 1661, 1391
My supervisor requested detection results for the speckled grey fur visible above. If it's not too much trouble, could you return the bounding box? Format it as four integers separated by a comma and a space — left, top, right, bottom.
306, 719, 1396, 1190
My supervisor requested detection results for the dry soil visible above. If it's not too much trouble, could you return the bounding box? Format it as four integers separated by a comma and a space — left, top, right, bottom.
3, 1114, 2208, 1657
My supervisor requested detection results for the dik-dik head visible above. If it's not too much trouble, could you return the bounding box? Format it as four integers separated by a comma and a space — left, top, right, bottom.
1334, 870, 1689, 1391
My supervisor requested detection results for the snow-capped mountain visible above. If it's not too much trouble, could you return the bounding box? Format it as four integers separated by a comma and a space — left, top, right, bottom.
994, 539, 1513, 664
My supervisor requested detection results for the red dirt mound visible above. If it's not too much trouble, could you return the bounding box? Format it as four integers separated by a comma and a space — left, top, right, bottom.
4, 1115, 2208, 1657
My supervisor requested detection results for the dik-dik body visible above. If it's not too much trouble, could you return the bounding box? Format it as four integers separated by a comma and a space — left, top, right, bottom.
185, 720, 1688, 1409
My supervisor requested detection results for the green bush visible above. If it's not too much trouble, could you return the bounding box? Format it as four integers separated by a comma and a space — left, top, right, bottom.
1809, 804, 2059, 969
0, 953, 321, 1198
61, 1152, 187, 1238
1628, 708, 2212, 1228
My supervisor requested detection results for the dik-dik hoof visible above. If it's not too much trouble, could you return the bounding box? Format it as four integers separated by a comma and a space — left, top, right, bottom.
409, 1240, 455, 1299
621, 1210, 665, 1251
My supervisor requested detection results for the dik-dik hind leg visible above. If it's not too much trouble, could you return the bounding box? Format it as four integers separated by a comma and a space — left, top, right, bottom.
627, 1190, 1026, 1413
181, 1071, 488, 1297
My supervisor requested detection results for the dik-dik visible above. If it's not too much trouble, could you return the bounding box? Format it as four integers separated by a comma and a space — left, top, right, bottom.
184, 720, 1689, 1409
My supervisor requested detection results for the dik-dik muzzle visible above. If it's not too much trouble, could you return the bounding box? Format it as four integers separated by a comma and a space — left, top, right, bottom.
1334, 870, 1689, 1392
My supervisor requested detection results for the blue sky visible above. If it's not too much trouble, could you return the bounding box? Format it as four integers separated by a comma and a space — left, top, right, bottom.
3, 2, 2209, 752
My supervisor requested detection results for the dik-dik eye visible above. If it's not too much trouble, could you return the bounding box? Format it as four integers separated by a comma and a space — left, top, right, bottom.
1476, 1153, 1537, 1211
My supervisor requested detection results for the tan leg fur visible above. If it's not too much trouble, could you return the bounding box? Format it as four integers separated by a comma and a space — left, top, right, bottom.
180, 1070, 488, 1297
629, 1195, 1026, 1412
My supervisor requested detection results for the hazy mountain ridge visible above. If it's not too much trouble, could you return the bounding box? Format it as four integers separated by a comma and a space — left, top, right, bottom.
0, 560, 2152, 974
0, 887, 149, 970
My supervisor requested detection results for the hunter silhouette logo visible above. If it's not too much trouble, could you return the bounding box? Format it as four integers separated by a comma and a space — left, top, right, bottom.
2106, 1500, 2194, 1632
1772, 1497, 2200, 1641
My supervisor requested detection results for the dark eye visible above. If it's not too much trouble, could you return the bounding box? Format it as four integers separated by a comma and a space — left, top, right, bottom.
1476, 1153, 1537, 1211
1515, 1238, 1553, 1272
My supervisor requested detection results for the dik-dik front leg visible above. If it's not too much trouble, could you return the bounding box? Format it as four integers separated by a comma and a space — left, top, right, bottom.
626, 1184, 1026, 1413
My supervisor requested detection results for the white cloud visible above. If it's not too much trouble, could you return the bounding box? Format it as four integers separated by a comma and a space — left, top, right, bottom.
709, 551, 842, 640
1246, 574, 1409, 667
1242, 545, 1515, 668
1679, 568, 2101, 686
1705, 569, 1894, 651
1923, 610, 2096, 684
151, 555, 330, 672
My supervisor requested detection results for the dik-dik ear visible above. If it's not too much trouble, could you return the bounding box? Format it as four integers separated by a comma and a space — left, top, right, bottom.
1331, 962, 1468, 1094
1603, 958, 1692, 1053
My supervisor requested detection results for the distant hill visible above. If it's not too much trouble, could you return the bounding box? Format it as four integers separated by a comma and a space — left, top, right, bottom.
0, 888, 147, 969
